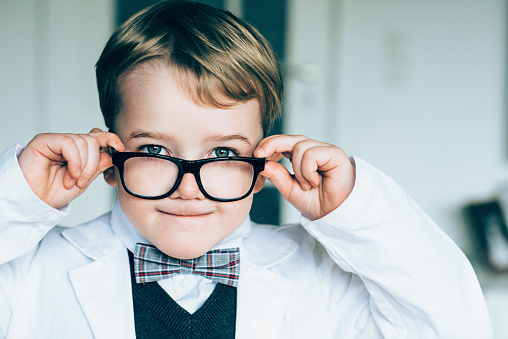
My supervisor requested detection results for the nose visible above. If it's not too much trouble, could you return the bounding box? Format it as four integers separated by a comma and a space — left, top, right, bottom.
170, 173, 205, 200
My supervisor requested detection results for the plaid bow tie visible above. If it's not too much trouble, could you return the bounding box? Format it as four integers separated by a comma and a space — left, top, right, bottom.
133, 243, 240, 287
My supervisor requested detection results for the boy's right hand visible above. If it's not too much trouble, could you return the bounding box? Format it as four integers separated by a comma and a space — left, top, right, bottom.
18, 128, 124, 210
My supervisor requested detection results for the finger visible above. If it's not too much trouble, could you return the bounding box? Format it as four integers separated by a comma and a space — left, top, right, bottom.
75, 131, 123, 188
85, 153, 115, 186
254, 134, 309, 158
301, 145, 354, 198
44, 135, 84, 179
41, 135, 83, 189
62, 170, 77, 190
255, 135, 312, 189
289, 139, 330, 190
88, 130, 125, 152
299, 146, 334, 188
66, 135, 92, 177
266, 152, 283, 163
261, 160, 300, 200
75, 135, 101, 188
97, 151, 114, 173
93, 131, 124, 173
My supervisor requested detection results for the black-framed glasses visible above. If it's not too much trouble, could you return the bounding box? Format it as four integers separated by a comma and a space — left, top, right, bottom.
111, 152, 265, 202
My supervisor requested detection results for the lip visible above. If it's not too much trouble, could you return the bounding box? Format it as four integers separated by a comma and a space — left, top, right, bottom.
157, 209, 214, 218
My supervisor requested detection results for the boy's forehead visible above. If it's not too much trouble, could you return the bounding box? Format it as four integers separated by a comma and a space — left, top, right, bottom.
116, 67, 264, 145
117, 63, 263, 133
121, 62, 258, 109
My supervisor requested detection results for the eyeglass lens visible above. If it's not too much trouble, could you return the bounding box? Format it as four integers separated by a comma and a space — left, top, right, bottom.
122, 156, 255, 200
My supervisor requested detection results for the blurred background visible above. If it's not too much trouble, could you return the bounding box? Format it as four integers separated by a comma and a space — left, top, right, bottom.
2, 0, 508, 335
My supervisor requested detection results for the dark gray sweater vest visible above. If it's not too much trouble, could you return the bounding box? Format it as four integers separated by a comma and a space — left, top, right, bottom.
128, 250, 237, 338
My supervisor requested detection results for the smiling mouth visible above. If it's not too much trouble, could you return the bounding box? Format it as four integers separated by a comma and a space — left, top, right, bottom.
157, 210, 213, 218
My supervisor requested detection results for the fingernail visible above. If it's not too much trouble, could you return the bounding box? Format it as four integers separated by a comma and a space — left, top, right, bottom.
257, 148, 265, 156
78, 178, 88, 187
67, 179, 76, 189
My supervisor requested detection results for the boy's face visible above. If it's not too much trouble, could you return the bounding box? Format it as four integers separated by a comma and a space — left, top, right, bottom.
106, 64, 265, 259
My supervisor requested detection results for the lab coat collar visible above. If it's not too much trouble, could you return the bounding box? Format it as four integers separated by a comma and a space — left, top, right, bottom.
235, 223, 298, 337
61, 206, 299, 338
61, 202, 299, 275
62, 214, 124, 259
62, 216, 135, 339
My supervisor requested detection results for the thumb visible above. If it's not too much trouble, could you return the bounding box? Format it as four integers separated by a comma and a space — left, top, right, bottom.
262, 160, 299, 200
84, 152, 114, 186
97, 151, 114, 173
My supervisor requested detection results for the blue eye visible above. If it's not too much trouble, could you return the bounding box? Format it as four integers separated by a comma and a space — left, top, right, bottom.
140, 145, 167, 155
212, 147, 237, 158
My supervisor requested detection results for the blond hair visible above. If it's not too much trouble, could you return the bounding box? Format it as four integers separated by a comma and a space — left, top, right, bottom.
96, 0, 283, 135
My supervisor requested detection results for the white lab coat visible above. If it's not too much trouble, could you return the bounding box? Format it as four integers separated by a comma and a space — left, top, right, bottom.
0, 145, 492, 338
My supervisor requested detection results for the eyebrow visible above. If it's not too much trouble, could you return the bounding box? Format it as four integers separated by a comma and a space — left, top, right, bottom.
129, 130, 251, 145
129, 130, 176, 142
202, 134, 252, 145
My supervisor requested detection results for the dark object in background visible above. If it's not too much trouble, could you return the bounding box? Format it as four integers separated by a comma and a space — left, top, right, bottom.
250, 186, 280, 225
465, 200, 508, 271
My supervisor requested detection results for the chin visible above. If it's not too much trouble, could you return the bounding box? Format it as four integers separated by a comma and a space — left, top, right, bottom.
154, 239, 216, 260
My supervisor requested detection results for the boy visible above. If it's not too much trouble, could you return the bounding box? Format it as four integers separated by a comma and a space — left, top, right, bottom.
0, 1, 492, 338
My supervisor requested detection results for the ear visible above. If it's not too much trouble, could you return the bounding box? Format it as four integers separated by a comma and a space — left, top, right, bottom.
103, 167, 118, 187
253, 176, 266, 194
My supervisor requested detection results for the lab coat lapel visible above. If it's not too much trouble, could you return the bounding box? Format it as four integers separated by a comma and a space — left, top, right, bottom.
236, 257, 293, 338
63, 221, 136, 339
236, 224, 298, 338
62, 213, 299, 339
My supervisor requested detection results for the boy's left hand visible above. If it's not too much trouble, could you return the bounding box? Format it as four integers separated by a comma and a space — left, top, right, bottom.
254, 135, 355, 221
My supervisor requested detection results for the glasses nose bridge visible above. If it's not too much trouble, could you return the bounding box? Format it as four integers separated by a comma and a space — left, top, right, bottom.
180, 159, 201, 178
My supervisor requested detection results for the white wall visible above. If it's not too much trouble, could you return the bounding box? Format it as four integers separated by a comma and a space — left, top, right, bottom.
0, 0, 116, 226
286, 0, 508, 258
336, 0, 508, 258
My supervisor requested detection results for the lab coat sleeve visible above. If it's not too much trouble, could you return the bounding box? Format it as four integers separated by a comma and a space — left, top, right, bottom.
301, 156, 492, 338
0, 145, 69, 265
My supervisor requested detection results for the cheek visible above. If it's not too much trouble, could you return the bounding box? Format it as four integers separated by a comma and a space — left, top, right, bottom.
116, 185, 154, 228
219, 195, 253, 228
